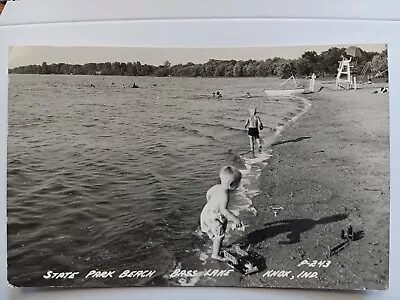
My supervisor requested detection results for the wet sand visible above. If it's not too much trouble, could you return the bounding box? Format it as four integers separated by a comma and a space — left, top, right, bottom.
236, 86, 389, 290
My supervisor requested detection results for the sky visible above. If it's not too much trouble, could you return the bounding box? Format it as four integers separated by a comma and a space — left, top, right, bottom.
8, 44, 386, 68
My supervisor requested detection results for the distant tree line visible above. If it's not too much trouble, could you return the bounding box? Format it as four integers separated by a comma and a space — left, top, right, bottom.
9, 47, 388, 79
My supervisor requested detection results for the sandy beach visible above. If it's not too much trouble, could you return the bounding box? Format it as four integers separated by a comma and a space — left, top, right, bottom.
233, 85, 389, 290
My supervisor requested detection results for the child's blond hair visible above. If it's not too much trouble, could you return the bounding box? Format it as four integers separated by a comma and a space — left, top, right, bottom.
219, 166, 242, 190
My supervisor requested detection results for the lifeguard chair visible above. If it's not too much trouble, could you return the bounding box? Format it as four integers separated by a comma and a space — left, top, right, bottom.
336, 56, 353, 90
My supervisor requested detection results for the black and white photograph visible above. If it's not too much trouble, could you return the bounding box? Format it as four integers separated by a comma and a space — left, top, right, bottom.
7, 44, 389, 290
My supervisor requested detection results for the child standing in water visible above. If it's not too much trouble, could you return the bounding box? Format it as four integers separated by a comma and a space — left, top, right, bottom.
244, 108, 264, 152
200, 166, 243, 261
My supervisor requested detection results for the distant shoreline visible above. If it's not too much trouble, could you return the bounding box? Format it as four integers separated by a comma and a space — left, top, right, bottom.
8, 73, 338, 80
8, 48, 387, 79
8, 73, 388, 83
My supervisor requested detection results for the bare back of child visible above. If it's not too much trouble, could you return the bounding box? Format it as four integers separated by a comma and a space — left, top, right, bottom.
200, 166, 243, 261
245, 108, 264, 153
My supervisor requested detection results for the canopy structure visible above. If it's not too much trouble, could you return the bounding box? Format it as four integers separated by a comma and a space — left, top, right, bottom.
345, 46, 364, 58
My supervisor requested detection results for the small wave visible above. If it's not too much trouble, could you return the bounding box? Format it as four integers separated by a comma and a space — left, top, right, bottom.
8, 219, 43, 233
192, 94, 210, 100
162, 123, 221, 144
242, 150, 272, 166
190, 121, 244, 133
230, 150, 273, 218
273, 96, 312, 135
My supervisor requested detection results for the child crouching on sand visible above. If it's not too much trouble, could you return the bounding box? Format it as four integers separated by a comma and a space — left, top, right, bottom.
200, 166, 243, 261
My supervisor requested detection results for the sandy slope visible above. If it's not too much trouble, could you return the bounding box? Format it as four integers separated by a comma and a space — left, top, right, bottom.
235, 87, 389, 290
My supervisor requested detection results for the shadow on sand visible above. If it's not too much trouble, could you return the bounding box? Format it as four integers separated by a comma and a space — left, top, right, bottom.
234, 214, 348, 247
271, 136, 312, 147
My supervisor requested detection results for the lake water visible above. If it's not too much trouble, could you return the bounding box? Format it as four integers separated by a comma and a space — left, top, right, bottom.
7, 75, 306, 287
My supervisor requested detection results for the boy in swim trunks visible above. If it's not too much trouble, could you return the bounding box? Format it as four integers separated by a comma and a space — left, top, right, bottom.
200, 166, 243, 261
244, 108, 264, 152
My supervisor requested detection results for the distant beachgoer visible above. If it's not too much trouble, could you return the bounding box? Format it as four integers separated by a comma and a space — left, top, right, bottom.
310, 73, 316, 92
216, 92, 222, 98
132, 83, 139, 88
122, 84, 125, 88
200, 166, 243, 261
244, 108, 264, 153
90, 83, 95, 87
212, 92, 216, 97
246, 92, 252, 98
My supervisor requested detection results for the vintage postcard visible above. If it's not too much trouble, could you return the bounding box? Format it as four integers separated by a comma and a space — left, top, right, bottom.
7, 44, 389, 290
